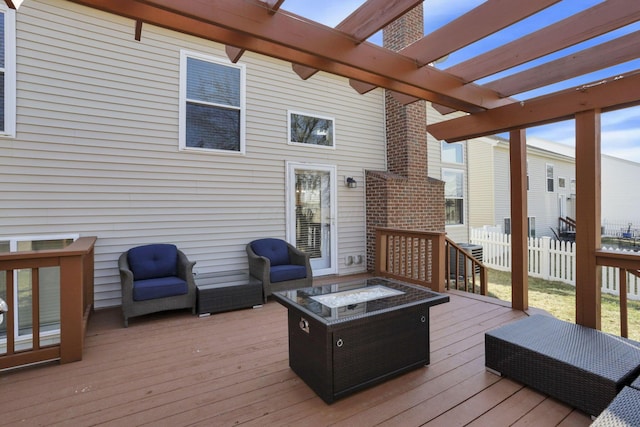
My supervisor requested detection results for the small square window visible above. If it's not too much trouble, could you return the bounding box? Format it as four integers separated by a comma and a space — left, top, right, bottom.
288, 111, 334, 148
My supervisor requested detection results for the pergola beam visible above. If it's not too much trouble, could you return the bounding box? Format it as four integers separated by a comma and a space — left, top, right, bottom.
295, 0, 422, 80
401, 0, 560, 67
427, 71, 640, 142
485, 31, 640, 97
446, 0, 640, 82
226, 0, 286, 63
72, 0, 507, 112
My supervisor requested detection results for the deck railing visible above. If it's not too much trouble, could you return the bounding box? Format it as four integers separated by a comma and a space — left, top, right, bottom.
0, 236, 96, 370
375, 228, 445, 292
595, 249, 640, 338
445, 238, 488, 295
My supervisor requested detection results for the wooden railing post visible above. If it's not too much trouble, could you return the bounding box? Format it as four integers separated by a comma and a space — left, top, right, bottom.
59, 255, 84, 363
433, 233, 445, 292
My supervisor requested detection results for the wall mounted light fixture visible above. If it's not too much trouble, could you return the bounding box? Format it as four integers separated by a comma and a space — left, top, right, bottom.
345, 177, 357, 188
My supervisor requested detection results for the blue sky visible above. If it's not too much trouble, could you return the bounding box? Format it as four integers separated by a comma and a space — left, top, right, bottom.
283, 0, 640, 162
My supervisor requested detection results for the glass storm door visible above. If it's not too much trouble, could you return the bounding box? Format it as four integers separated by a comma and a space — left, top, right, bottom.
287, 163, 337, 276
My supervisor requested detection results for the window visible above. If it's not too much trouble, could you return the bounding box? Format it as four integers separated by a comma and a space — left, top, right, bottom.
441, 141, 463, 164
0, 5, 16, 138
503, 217, 536, 237
288, 111, 334, 148
443, 169, 464, 225
528, 217, 536, 238
558, 177, 566, 189
0, 235, 78, 345
179, 51, 245, 153
546, 164, 555, 192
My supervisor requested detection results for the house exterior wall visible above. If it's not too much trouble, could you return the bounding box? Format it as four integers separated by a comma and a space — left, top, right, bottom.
601, 155, 640, 226
1, 0, 386, 308
467, 137, 497, 229
471, 137, 576, 238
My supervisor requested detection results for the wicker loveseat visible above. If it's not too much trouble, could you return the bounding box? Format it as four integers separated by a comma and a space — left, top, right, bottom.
118, 243, 196, 327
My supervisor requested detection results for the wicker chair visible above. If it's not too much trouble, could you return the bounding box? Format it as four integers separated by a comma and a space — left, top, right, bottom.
247, 238, 312, 299
118, 243, 196, 327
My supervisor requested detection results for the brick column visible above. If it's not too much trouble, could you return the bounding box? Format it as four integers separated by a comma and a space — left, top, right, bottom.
365, 4, 445, 270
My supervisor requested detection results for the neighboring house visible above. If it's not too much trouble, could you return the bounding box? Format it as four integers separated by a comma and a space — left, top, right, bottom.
0, 0, 388, 309
468, 136, 640, 238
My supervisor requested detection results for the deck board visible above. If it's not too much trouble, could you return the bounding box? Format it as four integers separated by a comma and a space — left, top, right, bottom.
2, 279, 592, 426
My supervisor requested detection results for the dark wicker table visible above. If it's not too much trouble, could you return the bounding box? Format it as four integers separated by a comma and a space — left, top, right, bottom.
273, 277, 449, 404
591, 386, 640, 426
485, 315, 640, 416
195, 270, 263, 316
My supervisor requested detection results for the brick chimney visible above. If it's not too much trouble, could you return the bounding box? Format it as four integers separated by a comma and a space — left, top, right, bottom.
365, 4, 445, 270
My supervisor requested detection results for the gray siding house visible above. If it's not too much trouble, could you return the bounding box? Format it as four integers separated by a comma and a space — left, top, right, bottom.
0, 0, 387, 309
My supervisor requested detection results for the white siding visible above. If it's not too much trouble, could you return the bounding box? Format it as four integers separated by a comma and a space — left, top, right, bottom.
467, 138, 497, 229
484, 140, 575, 238
602, 155, 640, 225
1, 0, 386, 308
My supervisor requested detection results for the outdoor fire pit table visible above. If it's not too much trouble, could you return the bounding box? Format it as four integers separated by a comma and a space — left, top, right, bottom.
272, 277, 449, 403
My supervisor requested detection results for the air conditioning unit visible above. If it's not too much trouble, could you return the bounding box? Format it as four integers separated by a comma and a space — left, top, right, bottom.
449, 243, 483, 277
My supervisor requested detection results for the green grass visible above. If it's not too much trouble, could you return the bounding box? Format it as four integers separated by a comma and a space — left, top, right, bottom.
486, 269, 640, 342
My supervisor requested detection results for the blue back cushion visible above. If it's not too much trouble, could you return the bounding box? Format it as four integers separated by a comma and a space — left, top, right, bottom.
127, 244, 178, 280
251, 238, 290, 266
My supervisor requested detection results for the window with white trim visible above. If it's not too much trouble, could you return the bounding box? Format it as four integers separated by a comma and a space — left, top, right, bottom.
288, 111, 334, 148
546, 163, 555, 192
443, 169, 464, 225
441, 141, 463, 164
179, 51, 245, 153
0, 5, 16, 138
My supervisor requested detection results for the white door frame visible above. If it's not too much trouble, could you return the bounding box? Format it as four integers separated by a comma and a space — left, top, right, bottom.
286, 161, 338, 276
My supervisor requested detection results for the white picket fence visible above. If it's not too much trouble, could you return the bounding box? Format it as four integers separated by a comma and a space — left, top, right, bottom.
470, 228, 640, 300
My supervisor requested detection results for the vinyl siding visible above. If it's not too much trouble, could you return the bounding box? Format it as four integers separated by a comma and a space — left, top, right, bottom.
2, 0, 386, 308
467, 138, 497, 229
601, 155, 640, 224
489, 141, 575, 238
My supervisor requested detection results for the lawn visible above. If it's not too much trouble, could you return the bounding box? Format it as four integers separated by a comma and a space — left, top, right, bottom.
486, 269, 640, 342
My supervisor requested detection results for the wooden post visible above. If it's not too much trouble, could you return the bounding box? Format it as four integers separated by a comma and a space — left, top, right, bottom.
59, 255, 84, 363
510, 129, 528, 311
575, 109, 601, 329
433, 233, 446, 292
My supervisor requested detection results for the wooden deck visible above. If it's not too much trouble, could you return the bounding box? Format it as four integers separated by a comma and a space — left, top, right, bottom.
2, 279, 592, 426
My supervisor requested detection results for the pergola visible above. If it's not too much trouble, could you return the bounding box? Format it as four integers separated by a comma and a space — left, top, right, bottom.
9, 0, 640, 330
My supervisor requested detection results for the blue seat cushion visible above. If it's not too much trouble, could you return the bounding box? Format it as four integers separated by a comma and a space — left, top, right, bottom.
251, 238, 290, 266
270, 264, 307, 283
128, 244, 178, 280
132, 276, 188, 301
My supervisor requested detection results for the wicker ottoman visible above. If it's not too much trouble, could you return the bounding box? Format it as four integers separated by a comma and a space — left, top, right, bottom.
485, 315, 640, 416
591, 386, 640, 426
195, 271, 263, 316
